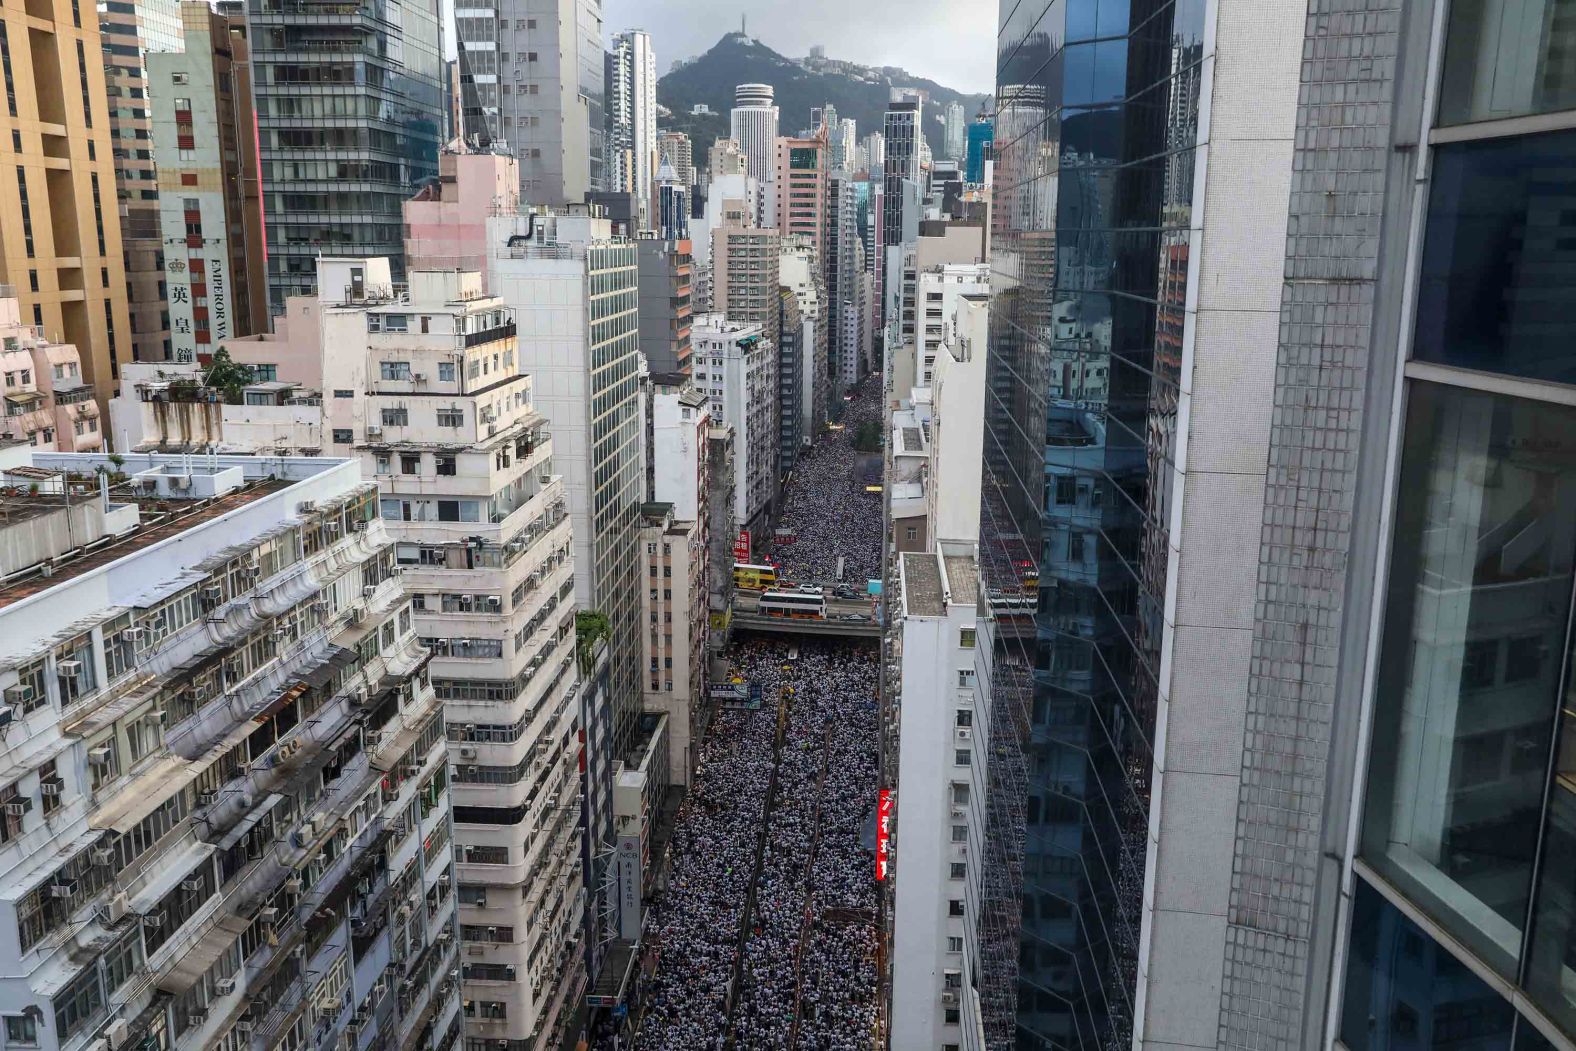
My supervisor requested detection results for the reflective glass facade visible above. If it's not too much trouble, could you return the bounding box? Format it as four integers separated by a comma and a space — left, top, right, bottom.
1349, 0, 1576, 1045
979, 0, 1205, 1045
249, 0, 445, 314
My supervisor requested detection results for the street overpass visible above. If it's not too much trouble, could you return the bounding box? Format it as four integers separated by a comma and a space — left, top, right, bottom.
728, 590, 884, 639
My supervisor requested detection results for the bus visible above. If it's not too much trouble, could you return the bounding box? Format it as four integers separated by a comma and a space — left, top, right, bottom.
733, 563, 779, 591
759, 590, 827, 620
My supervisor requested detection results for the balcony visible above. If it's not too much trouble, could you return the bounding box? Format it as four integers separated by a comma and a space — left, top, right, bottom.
462, 321, 516, 349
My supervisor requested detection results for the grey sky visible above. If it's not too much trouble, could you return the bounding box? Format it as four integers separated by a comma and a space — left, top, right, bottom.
600, 0, 996, 95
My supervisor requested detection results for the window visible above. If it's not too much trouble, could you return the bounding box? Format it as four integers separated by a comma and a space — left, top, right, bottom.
380, 407, 408, 427
944, 1008, 960, 1025
951, 783, 969, 806
905, 526, 917, 541
438, 361, 456, 382
400, 454, 420, 474
951, 824, 967, 843
436, 455, 456, 476
1362, 382, 1576, 981
53, 964, 104, 1041
4, 1015, 37, 1045
332, 428, 352, 444
948, 899, 964, 917
1412, 130, 1576, 387
954, 749, 970, 766
947, 936, 963, 953
957, 669, 976, 688
1054, 474, 1076, 505
379, 361, 411, 381
959, 627, 976, 648
333, 389, 353, 399
1439, 0, 1576, 125
437, 408, 463, 428
955, 710, 973, 727
950, 862, 967, 879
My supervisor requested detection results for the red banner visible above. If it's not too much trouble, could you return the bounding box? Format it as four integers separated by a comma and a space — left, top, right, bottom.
733, 529, 751, 562
876, 789, 893, 881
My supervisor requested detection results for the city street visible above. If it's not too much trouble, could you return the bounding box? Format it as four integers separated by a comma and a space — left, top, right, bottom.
630, 386, 885, 1049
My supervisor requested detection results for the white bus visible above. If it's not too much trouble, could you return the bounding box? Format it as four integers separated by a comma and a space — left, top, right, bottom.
758, 590, 827, 620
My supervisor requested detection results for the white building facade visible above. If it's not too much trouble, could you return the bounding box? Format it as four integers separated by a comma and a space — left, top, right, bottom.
690, 314, 775, 537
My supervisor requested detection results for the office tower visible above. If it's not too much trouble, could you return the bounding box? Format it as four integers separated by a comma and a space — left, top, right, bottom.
776, 287, 803, 475
605, 29, 657, 225
965, 0, 1576, 1048
942, 100, 966, 163
488, 210, 644, 759
915, 263, 989, 387
0, 0, 130, 400
403, 146, 522, 274
636, 236, 694, 375
730, 83, 778, 222
778, 237, 828, 441
863, 130, 885, 174
638, 500, 706, 786
315, 261, 584, 1048
772, 134, 827, 258
654, 162, 689, 240
824, 170, 867, 395
708, 137, 748, 179
0, 446, 462, 1051
691, 313, 774, 537
882, 94, 922, 255
148, 3, 268, 366
99, 0, 178, 366
0, 295, 98, 450
658, 131, 696, 190
965, 114, 994, 184
250, 0, 443, 316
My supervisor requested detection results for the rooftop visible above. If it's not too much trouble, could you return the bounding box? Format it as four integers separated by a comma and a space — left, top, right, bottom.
901, 551, 945, 618
943, 554, 978, 605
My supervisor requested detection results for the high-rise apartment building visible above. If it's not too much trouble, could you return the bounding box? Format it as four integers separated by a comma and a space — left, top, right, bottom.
0, 446, 462, 1051
707, 137, 748, 180
147, 2, 269, 365
487, 211, 645, 759
711, 225, 781, 349
691, 313, 774, 538
403, 146, 522, 275
0, 295, 100, 450
776, 287, 803, 476
778, 237, 828, 443
250, 0, 444, 314
637, 500, 706, 787
605, 29, 656, 227
636, 236, 694, 375
0, 0, 130, 400
970, 1, 1576, 1050
100, 0, 179, 365
657, 131, 696, 190
315, 262, 584, 1050
456, 0, 604, 203
863, 130, 885, 175
730, 83, 778, 222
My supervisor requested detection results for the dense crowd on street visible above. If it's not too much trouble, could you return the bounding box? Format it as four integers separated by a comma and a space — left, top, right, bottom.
633, 390, 884, 1048
770, 383, 885, 586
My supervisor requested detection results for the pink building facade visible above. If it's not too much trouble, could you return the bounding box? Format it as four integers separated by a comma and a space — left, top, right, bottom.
404, 146, 520, 274
0, 297, 102, 451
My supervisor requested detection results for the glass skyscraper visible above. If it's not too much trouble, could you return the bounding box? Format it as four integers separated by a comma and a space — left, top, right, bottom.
978, 0, 1205, 1046
249, 0, 445, 313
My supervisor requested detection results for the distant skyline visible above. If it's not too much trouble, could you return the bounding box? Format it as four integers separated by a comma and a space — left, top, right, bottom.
600, 0, 996, 95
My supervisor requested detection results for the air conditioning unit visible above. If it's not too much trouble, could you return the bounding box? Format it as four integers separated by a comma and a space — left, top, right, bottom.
56, 659, 83, 677
215, 977, 237, 996
410, 372, 427, 383
284, 877, 303, 894
402, 764, 420, 778
485, 596, 501, 611
180, 878, 203, 892
0, 705, 14, 728
234, 1020, 253, 1036
168, 475, 192, 491
88, 746, 113, 766
956, 728, 972, 741
40, 780, 60, 797
196, 792, 215, 806
363, 585, 378, 598
142, 911, 164, 928
346, 606, 364, 625
123, 627, 145, 642
201, 585, 223, 607
3, 683, 32, 705
466, 945, 484, 956
941, 991, 959, 1006
92, 847, 115, 865
459, 746, 477, 760
187, 1009, 205, 1026
4, 800, 30, 816
257, 906, 279, 923
106, 1018, 130, 1049
99, 893, 129, 925
366, 425, 383, 438
297, 500, 317, 514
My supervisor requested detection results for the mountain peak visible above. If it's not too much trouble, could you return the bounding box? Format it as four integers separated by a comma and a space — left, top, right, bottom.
659, 32, 988, 149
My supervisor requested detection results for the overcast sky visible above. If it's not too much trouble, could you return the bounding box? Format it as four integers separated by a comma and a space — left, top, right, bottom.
600, 0, 996, 94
